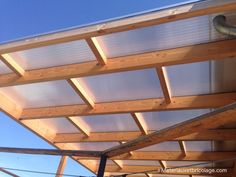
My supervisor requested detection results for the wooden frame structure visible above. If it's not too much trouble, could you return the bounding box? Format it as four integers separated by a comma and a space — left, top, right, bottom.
1, 0, 236, 176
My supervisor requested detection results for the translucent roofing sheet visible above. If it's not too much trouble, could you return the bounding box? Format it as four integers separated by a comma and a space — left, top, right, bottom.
0, 60, 12, 74
141, 109, 210, 131
137, 142, 180, 151
71, 142, 120, 151
78, 69, 163, 102
185, 141, 212, 151
36, 118, 80, 134
8, 40, 96, 70
75, 114, 139, 132
96, 14, 227, 59
0, 80, 84, 108
166, 61, 210, 96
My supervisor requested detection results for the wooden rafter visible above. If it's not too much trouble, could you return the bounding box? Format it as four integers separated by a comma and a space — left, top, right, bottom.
20, 92, 236, 119
0, 0, 235, 54
159, 160, 167, 169
1, 39, 236, 87
66, 117, 90, 137
78, 151, 236, 161
156, 67, 171, 103
131, 113, 148, 135
119, 142, 133, 156
56, 156, 68, 177
104, 102, 236, 157
178, 140, 187, 156
67, 79, 95, 108
0, 54, 25, 77
53, 129, 236, 143
113, 160, 123, 169
86, 37, 107, 65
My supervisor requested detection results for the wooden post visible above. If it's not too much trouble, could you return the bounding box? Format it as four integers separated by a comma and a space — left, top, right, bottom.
56, 156, 68, 177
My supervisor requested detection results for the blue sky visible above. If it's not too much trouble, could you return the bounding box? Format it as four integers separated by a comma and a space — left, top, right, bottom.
0, 0, 200, 176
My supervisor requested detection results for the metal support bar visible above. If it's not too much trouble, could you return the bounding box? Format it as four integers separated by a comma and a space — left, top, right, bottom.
97, 155, 107, 177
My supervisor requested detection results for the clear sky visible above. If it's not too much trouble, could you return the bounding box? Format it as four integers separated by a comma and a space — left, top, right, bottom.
0, 0, 200, 176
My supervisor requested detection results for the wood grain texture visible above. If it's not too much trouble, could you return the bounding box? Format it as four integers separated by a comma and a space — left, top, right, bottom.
20, 92, 236, 119
104, 102, 236, 157
0, 39, 236, 87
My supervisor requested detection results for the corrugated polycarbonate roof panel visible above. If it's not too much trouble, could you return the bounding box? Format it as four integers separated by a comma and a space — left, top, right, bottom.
8, 39, 96, 70
35, 118, 80, 134
0, 80, 84, 108
0, 60, 12, 74
71, 142, 120, 151
96, 15, 227, 59
166, 61, 210, 96
77, 69, 163, 102
137, 142, 180, 151
185, 141, 212, 151
141, 109, 210, 131
75, 114, 139, 132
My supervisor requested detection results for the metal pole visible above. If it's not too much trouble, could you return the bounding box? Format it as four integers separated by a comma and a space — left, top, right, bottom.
97, 155, 107, 177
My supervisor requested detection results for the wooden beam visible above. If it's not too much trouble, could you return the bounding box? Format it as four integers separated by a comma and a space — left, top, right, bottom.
178, 140, 187, 156
145, 173, 152, 177
79, 151, 236, 161
159, 160, 167, 169
119, 142, 133, 156
53, 129, 236, 143
103, 102, 236, 157
66, 117, 90, 137
113, 160, 123, 169
1, 39, 236, 87
0, 0, 235, 54
86, 37, 107, 65
0, 147, 101, 157
0, 168, 19, 177
20, 92, 236, 119
0, 92, 22, 119
156, 67, 171, 103
67, 78, 94, 108
131, 113, 148, 135
56, 156, 68, 177
105, 165, 231, 176
0, 54, 25, 77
